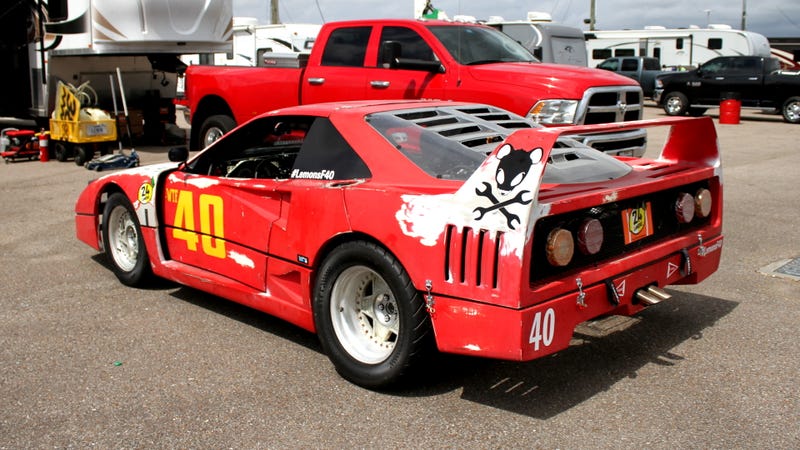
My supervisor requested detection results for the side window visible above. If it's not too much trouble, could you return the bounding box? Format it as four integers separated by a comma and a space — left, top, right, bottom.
593, 49, 612, 61
378, 26, 437, 63
614, 49, 635, 57
708, 38, 723, 50
598, 59, 618, 70
290, 118, 371, 180
186, 116, 310, 179
321, 27, 371, 67
676, 38, 684, 50
621, 59, 638, 71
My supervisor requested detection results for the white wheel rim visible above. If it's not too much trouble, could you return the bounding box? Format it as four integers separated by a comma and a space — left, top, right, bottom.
203, 127, 225, 147
107, 205, 139, 272
786, 101, 800, 122
666, 97, 683, 114
329, 266, 399, 364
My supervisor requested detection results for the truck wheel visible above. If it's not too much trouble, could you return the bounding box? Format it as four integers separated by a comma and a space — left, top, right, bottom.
102, 193, 153, 286
781, 97, 800, 124
54, 142, 69, 162
663, 92, 689, 116
199, 115, 236, 148
313, 241, 433, 389
74, 145, 91, 166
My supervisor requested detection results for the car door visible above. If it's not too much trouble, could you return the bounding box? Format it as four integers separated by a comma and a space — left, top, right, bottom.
362, 25, 447, 101
160, 115, 311, 291
301, 26, 371, 104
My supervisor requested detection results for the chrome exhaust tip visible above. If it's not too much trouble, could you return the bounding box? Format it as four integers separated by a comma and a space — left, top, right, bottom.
635, 286, 672, 306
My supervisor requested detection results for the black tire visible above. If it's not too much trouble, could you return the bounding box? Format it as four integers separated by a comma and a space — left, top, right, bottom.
688, 107, 707, 117
74, 145, 91, 166
781, 96, 800, 124
313, 241, 433, 389
102, 193, 153, 286
54, 142, 69, 162
663, 91, 689, 116
199, 114, 236, 148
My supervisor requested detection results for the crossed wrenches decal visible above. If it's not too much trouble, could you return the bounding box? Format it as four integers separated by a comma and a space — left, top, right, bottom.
474, 182, 532, 230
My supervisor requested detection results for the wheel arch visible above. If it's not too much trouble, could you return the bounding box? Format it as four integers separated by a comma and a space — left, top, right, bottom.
311, 231, 401, 288
190, 95, 235, 150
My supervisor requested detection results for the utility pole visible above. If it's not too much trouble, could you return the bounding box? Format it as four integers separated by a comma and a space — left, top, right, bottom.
589, 0, 596, 31
270, 0, 280, 24
741, 0, 747, 30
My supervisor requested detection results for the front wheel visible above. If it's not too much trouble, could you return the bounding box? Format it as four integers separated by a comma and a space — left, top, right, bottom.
102, 193, 153, 286
199, 114, 236, 148
313, 241, 433, 389
782, 97, 800, 124
663, 91, 689, 116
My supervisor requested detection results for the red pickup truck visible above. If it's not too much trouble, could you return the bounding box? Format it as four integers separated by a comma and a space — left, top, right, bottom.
180, 19, 646, 155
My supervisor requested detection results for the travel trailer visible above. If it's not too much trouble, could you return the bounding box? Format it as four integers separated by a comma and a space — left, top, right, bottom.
1, 0, 232, 134
585, 25, 771, 69
210, 17, 321, 67
487, 12, 588, 66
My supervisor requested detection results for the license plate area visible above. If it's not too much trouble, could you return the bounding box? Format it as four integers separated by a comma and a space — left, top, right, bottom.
621, 201, 653, 245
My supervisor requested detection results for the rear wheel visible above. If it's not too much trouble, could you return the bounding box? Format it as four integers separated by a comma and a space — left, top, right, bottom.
199, 114, 236, 148
313, 241, 433, 389
782, 97, 800, 124
688, 107, 707, 117
74, 145, 91, 166
102, 193, 153, 286
54, 142, 69, 162
663, 91, 689, 116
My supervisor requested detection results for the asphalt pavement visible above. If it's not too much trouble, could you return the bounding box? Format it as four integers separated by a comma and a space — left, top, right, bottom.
1, 105, 798, 448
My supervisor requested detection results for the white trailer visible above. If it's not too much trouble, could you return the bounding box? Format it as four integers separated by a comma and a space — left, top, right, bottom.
210, 17, 321, 67
1, 0, 232, 135
487, 12, 588, 66
585, 25, 771, 69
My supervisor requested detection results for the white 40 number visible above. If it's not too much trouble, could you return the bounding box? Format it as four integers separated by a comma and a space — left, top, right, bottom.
529, 308, 555, 351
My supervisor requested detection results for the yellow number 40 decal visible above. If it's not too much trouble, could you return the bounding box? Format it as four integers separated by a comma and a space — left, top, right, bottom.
172, 190, 226, 259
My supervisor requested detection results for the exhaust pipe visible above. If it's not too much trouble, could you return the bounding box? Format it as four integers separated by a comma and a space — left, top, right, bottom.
635, 285, 672, 306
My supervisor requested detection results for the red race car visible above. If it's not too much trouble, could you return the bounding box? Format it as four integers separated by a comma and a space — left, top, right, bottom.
75, 100, 723, 388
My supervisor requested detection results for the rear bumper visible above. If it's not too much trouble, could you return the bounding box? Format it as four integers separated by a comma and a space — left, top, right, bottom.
429, 234, 723, 361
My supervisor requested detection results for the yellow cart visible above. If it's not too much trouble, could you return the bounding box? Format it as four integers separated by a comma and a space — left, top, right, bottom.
49, 82, 118, 165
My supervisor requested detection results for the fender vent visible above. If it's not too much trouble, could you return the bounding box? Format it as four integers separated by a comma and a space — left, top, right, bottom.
444, 225, 501, 288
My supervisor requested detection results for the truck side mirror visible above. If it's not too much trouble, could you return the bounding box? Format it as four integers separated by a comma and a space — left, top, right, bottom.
380, 41, 401, 69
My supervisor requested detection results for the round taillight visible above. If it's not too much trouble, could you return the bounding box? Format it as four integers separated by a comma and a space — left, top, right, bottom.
546, 228, 574, 267
675, 192, 695, 223
695, 188, 712, 218
577, 218, 604, 255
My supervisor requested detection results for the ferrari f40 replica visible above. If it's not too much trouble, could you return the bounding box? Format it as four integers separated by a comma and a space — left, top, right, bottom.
75, 100, 723, 388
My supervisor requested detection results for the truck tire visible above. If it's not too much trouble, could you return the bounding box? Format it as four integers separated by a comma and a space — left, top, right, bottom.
663, 92, 689, 116
781, 97, 800, 124
313, 241, 433, 389
688, 108, 707, 117
199, 115, 236, 148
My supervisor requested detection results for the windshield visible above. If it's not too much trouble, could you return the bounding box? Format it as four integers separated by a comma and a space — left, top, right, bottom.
427, 25, 537, 65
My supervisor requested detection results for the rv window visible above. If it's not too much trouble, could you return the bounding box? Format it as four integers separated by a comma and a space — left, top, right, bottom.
593, 49, 612, 60
614, 49, 635, 57
708, 38, 723, 50
676, 39, 684, 50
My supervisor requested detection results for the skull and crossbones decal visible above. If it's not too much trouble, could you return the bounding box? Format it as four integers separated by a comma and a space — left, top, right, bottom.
473, 144, 543, 230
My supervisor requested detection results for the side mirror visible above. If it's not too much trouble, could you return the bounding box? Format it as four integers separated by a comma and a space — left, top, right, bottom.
168, 146, 189, 163
380, 41, 401, 68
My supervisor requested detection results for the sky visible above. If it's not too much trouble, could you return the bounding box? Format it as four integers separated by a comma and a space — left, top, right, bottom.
232, 0, 800, 38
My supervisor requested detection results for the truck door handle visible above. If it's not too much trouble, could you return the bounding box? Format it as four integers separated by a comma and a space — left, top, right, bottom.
308, 77, 325, 85
370, 80, 391, 88
715, 77, 725, 80
749, 77, 758, 80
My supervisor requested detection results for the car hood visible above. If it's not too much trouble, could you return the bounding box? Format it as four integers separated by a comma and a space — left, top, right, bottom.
467, 62, 639, 96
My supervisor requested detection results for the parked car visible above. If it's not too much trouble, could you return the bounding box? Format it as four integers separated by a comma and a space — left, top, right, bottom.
655, 56, 800, 123
596, 56, 670, 98
75, 100, 723, 389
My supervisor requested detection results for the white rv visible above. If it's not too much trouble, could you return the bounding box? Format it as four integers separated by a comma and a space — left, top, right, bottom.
211, 18, 321, 67
585, 25, 771, 69
1, 0, 232, 131
487, 12, 588, 66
